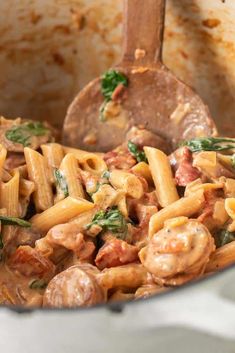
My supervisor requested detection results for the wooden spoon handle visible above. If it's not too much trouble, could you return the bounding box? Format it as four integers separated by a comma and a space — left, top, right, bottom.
119, 0, 166, 68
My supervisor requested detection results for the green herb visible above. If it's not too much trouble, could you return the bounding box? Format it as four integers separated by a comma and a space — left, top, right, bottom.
29, 279, 47, 290
99, 70, 128, 122
54, 169, 69, 197
181, 137, 235, 153
128, 141, 147, 163
5, 121, 49, 147
215, 229, 235, 248
101, 70, 128, 101
0, 216, 31, 227
86, 207, 128, 239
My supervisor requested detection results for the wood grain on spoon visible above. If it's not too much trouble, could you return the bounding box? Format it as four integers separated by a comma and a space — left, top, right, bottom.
63, 0, 217, 152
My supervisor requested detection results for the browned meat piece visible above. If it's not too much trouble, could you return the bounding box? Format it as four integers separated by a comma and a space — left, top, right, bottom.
0, 117, 53, 153
95, 236, 139, 270
104, 147, 136, 170
8, 245, 55, 281
5, 227, 41, 256
126, 126, 170, 154
43, 265, 106, 308
4, 152, 26, 170
175, 147, 201, 186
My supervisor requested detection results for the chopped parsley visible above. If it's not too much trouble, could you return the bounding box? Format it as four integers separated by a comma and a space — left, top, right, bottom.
215, 229, 235, 248
29, 279, 47, 290
0, 216, 31, 227
181, 137, 235, 153
99, 69, 128, 121
128, 141, 147, 163
86, 207, 128, 240
54, 169, 69, 197
5, 121, 49, 147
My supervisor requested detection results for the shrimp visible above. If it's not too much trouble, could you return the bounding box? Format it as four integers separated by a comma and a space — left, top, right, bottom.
139, 217, 215, 286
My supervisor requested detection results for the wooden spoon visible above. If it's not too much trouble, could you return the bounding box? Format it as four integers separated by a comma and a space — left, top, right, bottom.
63, 0, 217, 152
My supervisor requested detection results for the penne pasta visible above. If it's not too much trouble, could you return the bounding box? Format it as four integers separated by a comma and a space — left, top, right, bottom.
24, 147, 53, 212
19, 178, 35, 198
0, 144, 7, 179
144, 147, 179, 207
206, 242, 235, 273
63, 146, 107, 175
41, 143, 64, 182
0, 170, 20, 217
109, 169, 144, 199
97, 264, 148, 290
131, 162, 153, 185
149, 190, 205, 236
59, 153, 85, 199
0, 170, 20, 243
31, 196, 94, 233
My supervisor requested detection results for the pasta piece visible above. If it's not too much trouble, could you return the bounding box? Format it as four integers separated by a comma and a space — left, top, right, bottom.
97, 263, 148, 290
31, 196, 94, 233
109, 170, 144, 199
0, 170, 20, 217
223, 178, 235, 198
63, 146, 107, 175
59, 153, 85, 199
206, 242, 235, 273
92, 184, 124, 210
224, 198, 235, 231
131, 162, 153, 185
185, 179, 223, 197
24, 147, 53, 212
144, 147, 179, 207
41, 143, 64, 182
19, 178, 35, 198
149, 190, 205, 237
0, 171, 20, 243
0, 144, 7, 179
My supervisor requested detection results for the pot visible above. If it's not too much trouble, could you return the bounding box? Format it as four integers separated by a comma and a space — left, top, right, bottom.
0, 1, 235, 352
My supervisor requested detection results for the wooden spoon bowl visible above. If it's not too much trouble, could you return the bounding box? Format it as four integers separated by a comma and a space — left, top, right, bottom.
63, 0, 217, 152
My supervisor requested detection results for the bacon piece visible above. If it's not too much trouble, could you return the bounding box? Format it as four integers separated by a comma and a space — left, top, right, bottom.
8, 245, 55, 280
104, 148, 136, 170
175, 147, 201, 186
95, 237, 139, 270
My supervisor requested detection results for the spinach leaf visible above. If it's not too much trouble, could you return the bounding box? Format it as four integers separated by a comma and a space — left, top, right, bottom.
54, 169, 69, 197
0, 216, 31, 227
181, 137, 235, 153
215, 229, 235, 247
128, 141, 147, 163
101, 70, 128, 101
99, 70, 128, 122
86, 207, 128, 240
5, 121, 49, 147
